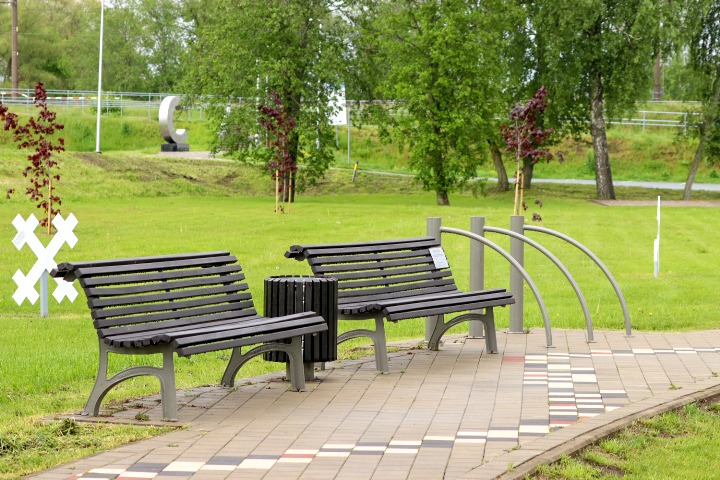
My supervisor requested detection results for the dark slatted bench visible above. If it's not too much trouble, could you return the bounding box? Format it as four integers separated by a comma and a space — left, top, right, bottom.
286, 237, 515, 373
51, 251, 327, 421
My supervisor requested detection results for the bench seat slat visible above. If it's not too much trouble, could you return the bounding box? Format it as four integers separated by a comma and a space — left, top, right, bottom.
385, 295, 515, 321
81, 265, 244, 288
76, 255, 237, 277
57, 251, 232, 271
92, 293, 252, 320
170, 313, 326, 347
338, 270, 453, 290
337, 279, 457, 300
88, 273, 247, 297
298, 242, 437, 259
94, 301, 257, 328
313, 256, 433, 274
286, 237, 435, 259
325, 264, 440, 281
381, 290, 513, 312
175, 323, 328, 357
88, 283, 249, 308
75, 255, 238, 278
104, 312, 325, 348
97, 309, 262, 338
309, 250, 432, 267
339, 284, 460, 305
338, 287, 509, 315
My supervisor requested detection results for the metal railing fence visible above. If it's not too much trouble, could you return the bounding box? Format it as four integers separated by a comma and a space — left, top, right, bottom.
0, 88, 704, 130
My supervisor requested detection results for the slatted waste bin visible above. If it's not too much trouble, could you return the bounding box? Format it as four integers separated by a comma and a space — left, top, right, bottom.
263, 276, 338, 379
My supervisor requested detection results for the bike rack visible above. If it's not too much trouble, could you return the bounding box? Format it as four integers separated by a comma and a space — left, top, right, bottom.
426, 216, 632, 347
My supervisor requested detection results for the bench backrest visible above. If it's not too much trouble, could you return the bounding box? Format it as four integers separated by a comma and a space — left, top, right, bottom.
286, 237, 460, 304
53, 251, 258, 338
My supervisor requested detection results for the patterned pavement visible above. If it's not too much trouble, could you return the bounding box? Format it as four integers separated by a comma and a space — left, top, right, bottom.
30, 329, 720, 480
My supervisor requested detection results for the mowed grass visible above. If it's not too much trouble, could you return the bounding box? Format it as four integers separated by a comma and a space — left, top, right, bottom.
532, 401, 720, 479
0, 151, 719, 477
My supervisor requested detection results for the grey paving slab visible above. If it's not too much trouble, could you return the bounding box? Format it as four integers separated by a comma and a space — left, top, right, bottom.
29, 330, 720, 480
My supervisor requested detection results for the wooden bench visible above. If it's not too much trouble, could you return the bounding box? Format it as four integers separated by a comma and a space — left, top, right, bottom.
285, 237, 515, 372
51, 251, 328, 421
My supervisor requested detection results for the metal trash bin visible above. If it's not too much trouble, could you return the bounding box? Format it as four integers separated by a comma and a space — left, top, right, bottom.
263, 276, 338, 378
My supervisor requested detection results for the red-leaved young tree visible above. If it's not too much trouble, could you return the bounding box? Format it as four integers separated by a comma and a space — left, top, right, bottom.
2, 82, 65, 234
500, 86, 561, 216
258, 91, 297, 213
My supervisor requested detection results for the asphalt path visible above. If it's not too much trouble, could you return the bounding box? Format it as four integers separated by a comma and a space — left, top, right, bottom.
158, 151, 720, 192
355, 168, 720, 192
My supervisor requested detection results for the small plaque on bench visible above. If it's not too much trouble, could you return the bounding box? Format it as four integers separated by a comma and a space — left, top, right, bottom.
429, 247, 449, 269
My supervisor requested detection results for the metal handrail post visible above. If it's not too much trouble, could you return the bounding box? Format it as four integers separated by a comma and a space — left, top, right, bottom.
469, 216, 485, 338
509, 216, 525, 333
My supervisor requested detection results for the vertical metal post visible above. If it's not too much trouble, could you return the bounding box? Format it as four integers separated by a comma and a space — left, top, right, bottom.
40, 270, 49, 318
347, 107, 351, 166
469, 216, 485, 338
425, 217, 442, 342
95, 0, 104, 153
509, 215, 525, 333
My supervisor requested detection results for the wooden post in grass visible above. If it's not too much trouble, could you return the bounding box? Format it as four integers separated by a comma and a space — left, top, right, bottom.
275, 170, 280, 213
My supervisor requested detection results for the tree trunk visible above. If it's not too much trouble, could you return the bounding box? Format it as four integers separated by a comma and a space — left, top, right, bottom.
683, 134, 706, 201
437, 191, 450, 205
489, 141, 509, 191
589, 68, 615, 200
522, 157, 535, 189
652, 55, 663, 101
684, 75, 720, 200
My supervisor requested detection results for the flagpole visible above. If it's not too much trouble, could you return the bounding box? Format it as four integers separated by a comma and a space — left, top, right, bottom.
95, 0, 105, 153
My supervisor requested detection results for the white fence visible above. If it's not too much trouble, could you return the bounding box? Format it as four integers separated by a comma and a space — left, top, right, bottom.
0, 88, 702, 129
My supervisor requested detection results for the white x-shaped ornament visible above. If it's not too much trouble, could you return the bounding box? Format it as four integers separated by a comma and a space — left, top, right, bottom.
11, 213, 78, 305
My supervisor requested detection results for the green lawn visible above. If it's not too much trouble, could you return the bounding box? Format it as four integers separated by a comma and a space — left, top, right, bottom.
532, 401, 720, 479
0, 151, 719, 478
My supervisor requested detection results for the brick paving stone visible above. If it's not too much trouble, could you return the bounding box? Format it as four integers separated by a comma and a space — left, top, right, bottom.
28, 330, 720, 480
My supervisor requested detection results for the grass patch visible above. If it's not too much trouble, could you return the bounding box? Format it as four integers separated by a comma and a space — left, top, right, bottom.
530, 401, 720, 479
0, 419, 173, 480
0, 151, 719, 477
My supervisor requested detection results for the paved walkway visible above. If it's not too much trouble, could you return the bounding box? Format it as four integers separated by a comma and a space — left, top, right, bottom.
33, 329, 720, 480
156, 152, 720, 193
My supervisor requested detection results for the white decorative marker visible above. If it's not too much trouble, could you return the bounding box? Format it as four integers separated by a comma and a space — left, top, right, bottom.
11, 213, 78, 317
654, 196, 660, 278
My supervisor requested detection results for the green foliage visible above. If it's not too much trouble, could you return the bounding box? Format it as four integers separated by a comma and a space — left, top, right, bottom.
184, 0, 347, 189
356, 0, 518, 205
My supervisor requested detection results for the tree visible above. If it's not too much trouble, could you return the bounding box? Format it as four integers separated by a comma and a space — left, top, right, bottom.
501, 86, 560, 215
682, 0, 720, 200
0, 0, 98, 89
355, 0, 517, 205
2, 83, 65, 234
184, 0, 349, 194
528, 0, 664, 199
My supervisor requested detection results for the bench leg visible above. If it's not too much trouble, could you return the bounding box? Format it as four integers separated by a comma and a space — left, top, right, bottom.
336, 316, 389, 373
482, 309, 498, 353
221, 337, 307, 391
85, 341, 178, 421
428, 309, 498, 354
373, 317, 389, 373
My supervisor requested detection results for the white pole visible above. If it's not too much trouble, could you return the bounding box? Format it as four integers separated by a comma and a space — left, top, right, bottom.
347, 107, 351, 166
95, 0, 105, 153
654, 195, 660, 277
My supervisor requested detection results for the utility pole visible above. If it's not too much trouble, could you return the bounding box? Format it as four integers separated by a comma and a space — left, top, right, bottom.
11, 0, 18, 94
